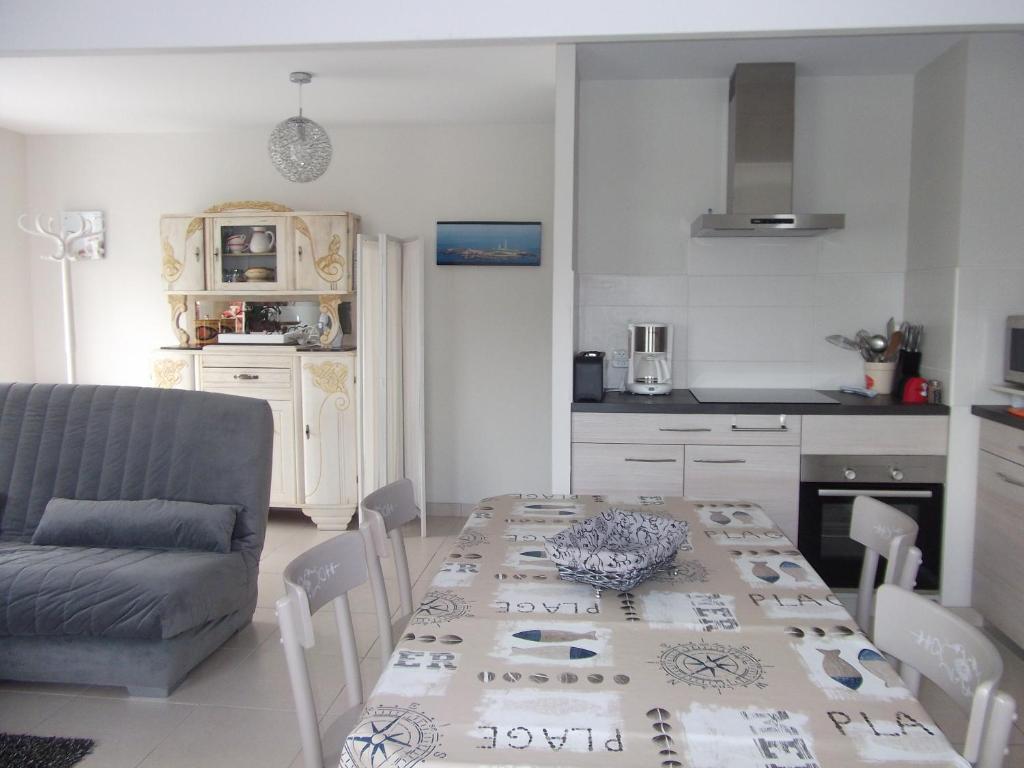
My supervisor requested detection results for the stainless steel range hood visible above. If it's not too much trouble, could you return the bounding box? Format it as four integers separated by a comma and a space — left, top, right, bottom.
691, 63, 844, 238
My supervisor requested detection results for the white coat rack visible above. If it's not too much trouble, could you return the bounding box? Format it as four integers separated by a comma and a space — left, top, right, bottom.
16, 211, 105, 384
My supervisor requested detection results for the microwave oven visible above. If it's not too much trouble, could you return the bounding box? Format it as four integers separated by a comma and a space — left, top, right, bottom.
1007, 315, 1024, 386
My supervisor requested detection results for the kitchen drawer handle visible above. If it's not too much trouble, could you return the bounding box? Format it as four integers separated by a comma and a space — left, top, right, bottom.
731, 425, 788, 432
659, 427, 712, 432
233, 373, 260, 381
996, 471, 1024, 489
624, 458, 678, 463
693, 458, 746, 464
818, 489, 934, 498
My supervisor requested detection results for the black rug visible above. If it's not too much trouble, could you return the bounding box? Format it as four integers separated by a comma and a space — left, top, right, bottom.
0, 733, 95, 767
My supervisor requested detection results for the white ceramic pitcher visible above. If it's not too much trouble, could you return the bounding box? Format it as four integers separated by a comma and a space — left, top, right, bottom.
248, 227, 276, 254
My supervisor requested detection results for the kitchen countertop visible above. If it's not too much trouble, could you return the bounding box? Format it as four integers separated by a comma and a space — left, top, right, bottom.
972, 405, 1024, 431
572, 389, 950, 415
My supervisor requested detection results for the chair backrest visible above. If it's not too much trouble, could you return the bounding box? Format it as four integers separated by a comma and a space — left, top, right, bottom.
361, 479, 420, 624
278, 530, 392, 768
850, 495, 919, 629
874, 585, 1013, 766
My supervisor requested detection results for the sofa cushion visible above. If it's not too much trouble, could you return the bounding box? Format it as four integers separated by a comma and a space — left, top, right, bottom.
0, 544, 249, 640
32, 498, 239, 554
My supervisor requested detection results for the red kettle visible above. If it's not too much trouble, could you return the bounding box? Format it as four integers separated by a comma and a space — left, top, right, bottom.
902, 377, 928, 404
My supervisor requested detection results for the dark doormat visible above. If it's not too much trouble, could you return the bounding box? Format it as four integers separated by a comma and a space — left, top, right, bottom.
0, 733, 95, 767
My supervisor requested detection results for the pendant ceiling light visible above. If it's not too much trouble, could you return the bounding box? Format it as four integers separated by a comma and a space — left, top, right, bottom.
268, 71, 332, 183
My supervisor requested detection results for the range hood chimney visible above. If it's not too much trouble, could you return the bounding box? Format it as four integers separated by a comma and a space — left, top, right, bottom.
691, 63, 845, 238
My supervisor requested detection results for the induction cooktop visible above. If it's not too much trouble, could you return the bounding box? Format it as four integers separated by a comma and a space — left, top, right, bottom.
690, 388, 839, 405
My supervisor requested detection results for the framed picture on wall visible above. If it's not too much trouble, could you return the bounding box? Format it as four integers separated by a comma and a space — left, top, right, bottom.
436, 221, 541, 266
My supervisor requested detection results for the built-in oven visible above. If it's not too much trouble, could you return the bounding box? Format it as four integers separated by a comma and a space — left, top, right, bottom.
798, 455, 945, 591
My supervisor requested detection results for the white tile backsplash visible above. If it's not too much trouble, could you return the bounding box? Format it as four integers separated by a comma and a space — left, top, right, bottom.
689, 275, 816, 307
578, 274, 688, 307
687, 238, 822, 276
688, 306, 816, 362
687, 361, 816, 388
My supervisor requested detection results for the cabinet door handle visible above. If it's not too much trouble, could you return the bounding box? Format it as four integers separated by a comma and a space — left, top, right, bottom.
731, 415, 787, 432
305, 424, 311, 439
624, 457, 677, 463
996, 471, 1024, 489
693, 458, 746, 464
194, 247, 201, 262
297, 245, 303, 261
214, 247, 220, 260
233, 373, 259, 381
659, 427, 712, 432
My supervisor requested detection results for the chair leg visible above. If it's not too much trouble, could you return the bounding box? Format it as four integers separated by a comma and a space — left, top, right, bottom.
277, 597, 324, 768
977, 691, 1017, 768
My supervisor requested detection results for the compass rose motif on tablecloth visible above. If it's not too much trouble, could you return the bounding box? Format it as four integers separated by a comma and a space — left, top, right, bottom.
654, 641, 769, 693
341, 703, 444, 767
454, 530, 489, 550
411, 589, 473, 627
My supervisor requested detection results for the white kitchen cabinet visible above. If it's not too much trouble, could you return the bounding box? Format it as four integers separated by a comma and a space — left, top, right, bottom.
684, 445, 801, 541
300, 353, 359, 530
801, 415, 948, 455
293, 214, 355, 292
973, 420, 1024, 647
209, 215, 291, 291
572, 443, 684, 497
267, 399, 299, 507
573, 413, 800, 446
159, 216, 206, 292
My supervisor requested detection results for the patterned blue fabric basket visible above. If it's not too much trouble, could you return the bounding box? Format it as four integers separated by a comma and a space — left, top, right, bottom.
544, 508, 691, 591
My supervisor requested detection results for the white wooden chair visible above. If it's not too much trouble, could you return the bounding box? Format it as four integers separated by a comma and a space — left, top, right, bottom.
850, 495, 920, 631
361, 478, 421, 654
874, 585, 1018, 768
276, 530, 392, 768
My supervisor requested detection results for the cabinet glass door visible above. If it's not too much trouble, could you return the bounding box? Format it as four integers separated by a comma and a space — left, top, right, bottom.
212, 216, 289, 291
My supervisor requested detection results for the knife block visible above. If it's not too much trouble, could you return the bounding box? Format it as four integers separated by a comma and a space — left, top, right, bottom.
894, 351, 921, 402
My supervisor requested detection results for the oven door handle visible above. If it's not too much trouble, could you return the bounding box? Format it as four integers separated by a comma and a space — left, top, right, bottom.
816, 489, 934, 499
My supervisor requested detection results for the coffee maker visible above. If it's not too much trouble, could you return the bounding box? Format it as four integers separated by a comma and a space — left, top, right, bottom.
627, 323, 673, 395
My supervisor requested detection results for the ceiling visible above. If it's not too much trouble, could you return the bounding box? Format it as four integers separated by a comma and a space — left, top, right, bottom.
0, 44, 558, 134
577, 33, 966, 79
0, 33, 986, 134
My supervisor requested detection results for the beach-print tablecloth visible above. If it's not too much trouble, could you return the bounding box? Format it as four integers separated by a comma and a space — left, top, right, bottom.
340, 494, 968, 768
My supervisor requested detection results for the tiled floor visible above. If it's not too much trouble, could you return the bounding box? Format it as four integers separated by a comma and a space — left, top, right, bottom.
3, 511, 1024, 767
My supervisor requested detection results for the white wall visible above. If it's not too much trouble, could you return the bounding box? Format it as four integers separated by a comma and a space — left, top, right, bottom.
903, 34, 1024, 607
0, 127, 33, 380
575, 74, 913, 389
24, 124, 554, 504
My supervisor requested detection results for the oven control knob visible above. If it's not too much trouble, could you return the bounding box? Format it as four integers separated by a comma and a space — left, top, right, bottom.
843, 468, 857, 481
890, 467, 905, 481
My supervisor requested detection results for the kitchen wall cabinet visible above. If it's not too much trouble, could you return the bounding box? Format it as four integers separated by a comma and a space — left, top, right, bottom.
293, 214, 354, 292
160, 216, 206, 292
300, 353, 359, 527
973, 420, 1024, 647
209, 215, 291, 291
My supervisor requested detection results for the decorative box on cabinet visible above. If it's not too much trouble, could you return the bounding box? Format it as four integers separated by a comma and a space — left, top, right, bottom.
973, 419, 1024, 647
300, 352, 359, 530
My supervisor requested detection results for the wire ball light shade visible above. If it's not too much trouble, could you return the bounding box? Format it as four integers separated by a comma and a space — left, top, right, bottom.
268, 72, 332, 183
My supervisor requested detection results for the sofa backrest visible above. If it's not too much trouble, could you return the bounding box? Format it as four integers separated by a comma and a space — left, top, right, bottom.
0, 383, 274, 552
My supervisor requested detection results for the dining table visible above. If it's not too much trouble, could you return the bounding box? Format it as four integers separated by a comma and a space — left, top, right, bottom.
340, 493, 968, 767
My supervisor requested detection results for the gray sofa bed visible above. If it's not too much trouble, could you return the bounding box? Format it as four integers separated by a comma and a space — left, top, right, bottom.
0, 382, 273, 696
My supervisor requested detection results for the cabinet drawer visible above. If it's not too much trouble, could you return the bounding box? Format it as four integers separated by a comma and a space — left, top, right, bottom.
801, 415, 948, 455
572, 413, 800, 446
202, 367, 293, 388
980, 420, 1024, 466
571, 443, 684, 497
201, 352, 296, 369
684, 445, 800, 541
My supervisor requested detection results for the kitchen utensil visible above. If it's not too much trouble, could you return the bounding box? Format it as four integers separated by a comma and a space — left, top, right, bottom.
882, 331, 902, 362
864, 361, 897, 395
244, 267, 275, 281
868, 335, 888, 353
248, 227, 276, 254
886, 317, 896, 341
826, 334, 860, 351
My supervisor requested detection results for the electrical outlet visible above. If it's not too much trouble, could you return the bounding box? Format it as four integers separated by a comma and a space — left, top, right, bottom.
611, 349, 629, 369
